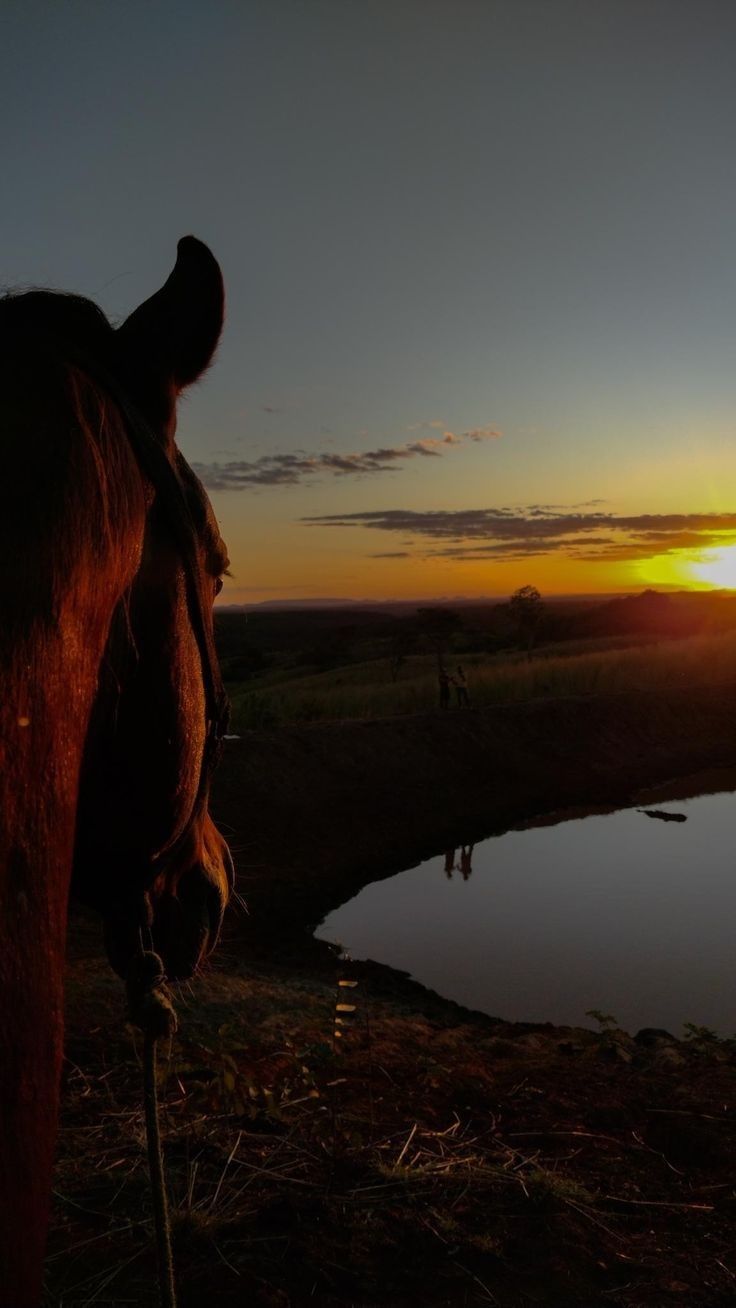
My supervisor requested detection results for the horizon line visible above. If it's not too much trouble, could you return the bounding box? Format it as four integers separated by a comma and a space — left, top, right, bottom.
215, 585, 736, 612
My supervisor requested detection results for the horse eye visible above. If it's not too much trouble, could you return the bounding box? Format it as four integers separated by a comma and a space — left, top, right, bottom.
214, 577, 224, 597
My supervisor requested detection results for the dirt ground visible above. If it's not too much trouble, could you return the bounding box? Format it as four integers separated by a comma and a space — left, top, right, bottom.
45, 687, 736, 1306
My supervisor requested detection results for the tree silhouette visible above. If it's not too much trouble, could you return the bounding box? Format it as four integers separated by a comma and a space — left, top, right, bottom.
506, 585, 544, 658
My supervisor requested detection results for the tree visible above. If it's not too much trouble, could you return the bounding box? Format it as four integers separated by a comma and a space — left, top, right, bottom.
506, 585, 544, 658
416, 607, 462, 670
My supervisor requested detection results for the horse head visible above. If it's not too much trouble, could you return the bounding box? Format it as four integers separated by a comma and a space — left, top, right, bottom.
70, 237, 235, 980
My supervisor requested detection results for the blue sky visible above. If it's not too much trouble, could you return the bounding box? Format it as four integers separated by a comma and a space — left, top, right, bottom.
4, 1, 736, 598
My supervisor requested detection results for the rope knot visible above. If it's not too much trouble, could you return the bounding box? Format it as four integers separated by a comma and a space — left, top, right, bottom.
126, 949, 178, 1040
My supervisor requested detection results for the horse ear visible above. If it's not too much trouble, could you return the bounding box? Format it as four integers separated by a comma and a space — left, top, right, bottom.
117, 236, 224, 393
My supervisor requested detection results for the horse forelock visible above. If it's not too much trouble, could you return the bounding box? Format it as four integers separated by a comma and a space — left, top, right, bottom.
1, 294, 153, 633
1, 287, 226, 561
0, 287, 115, 361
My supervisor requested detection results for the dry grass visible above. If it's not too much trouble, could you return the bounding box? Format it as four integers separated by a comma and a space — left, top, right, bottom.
46, 941, 736, 1307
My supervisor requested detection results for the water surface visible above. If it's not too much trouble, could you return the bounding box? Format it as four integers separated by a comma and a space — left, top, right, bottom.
317, 788, 736, 1034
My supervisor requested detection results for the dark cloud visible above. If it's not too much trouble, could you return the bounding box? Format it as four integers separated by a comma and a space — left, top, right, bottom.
425, 535, 620, 560
193, 427, 501, 491
368, 551, 411, 558
300, 507, 736, 565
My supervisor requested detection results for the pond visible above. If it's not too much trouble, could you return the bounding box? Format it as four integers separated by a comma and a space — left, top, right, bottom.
316, 783, 736, 1035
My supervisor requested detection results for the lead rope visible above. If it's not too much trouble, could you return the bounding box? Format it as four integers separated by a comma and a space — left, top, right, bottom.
126, 933, 179, 1308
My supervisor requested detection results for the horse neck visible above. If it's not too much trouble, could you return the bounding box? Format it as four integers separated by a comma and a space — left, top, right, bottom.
0, 367, 147, 1305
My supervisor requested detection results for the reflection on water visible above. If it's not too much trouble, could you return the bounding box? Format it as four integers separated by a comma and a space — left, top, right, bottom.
316, 788, 736, 1034
444, 845, 475, 880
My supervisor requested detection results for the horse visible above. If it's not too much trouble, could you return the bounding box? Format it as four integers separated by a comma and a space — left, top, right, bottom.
0, 236, 234, 1306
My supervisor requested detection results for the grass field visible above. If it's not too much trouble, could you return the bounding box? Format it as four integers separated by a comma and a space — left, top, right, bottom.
227, 629, 736, 730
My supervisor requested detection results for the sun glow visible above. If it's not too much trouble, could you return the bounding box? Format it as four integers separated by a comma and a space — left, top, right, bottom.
635, 543, 736, 591
635, 552, 701, 589
688, 544, 736, 590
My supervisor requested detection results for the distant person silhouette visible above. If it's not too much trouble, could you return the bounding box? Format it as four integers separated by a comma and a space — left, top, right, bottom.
438, 667, 451, 709
444, 849, 455, 879
454, 664, 469, 707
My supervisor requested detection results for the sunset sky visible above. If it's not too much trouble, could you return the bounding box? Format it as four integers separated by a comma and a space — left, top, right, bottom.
4, 1, 736, 602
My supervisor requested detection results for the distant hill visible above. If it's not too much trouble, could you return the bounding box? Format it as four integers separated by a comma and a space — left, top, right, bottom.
217, 592, 634, 614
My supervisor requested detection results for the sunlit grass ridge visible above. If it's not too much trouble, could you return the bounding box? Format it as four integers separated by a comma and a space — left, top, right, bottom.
228, 630, 736, 730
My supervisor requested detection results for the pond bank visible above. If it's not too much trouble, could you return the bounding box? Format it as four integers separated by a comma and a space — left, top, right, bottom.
212, 679, 736, 940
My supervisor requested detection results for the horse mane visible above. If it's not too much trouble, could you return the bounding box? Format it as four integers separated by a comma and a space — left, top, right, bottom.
0, 294, 153, 1294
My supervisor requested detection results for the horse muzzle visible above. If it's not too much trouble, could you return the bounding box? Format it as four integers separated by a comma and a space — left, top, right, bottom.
150, 851, 232, 979
104, 819, 234, 981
